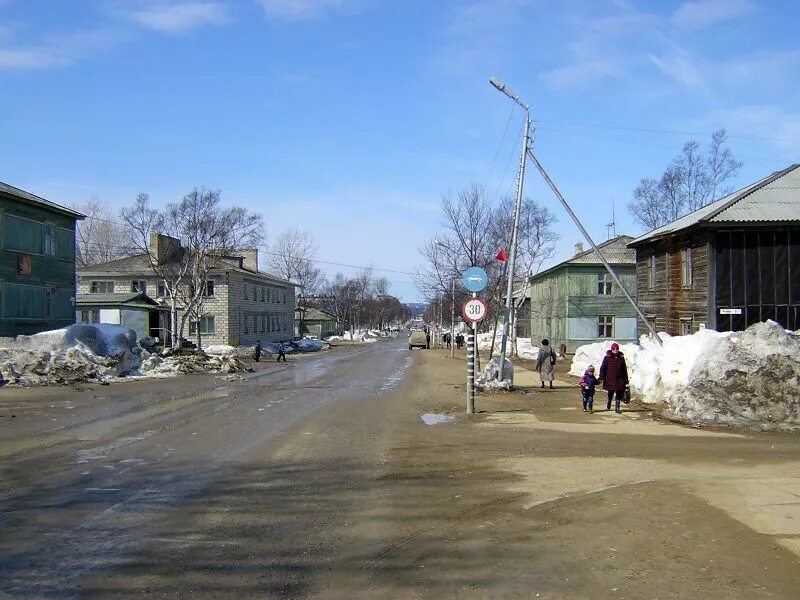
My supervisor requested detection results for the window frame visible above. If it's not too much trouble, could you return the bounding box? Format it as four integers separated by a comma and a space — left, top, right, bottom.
90, 281, 115, 294
597, 273, 613, 296
648, 255, 657, 289
189, 315, 215, 335
597, 315, 614, 338
131, 280, 147, 294
681, 248, 693, 287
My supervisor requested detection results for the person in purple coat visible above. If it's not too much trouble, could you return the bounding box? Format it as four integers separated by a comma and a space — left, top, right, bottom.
599, 342, 629, 414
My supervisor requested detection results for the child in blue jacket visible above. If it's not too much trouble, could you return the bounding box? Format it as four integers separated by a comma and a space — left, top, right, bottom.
580, 365, 599, 413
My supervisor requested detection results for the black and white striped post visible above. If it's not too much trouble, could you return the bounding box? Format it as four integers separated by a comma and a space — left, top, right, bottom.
466, 328, 475, 414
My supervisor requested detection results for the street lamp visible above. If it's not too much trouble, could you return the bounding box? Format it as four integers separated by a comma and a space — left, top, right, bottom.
490, 76, 531, 381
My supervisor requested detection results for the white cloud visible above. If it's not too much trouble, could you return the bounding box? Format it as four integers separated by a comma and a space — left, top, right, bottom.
703, 105, 800, 153
648, 47, 706, 91
540, 60, 622, 89
254, 0, 351, 20
0, 29, 125, 72
119, 1, 230, 34
671, 0, 756, 30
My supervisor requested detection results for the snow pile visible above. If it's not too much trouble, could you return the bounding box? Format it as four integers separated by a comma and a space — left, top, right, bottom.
477, 332, 494, 351
263, 342, 294, 354
323, 335, 343, 342
140, 349, 252, 376
569, 341, 641, 376
570, 321, 800, 429
515, 338, 539, 361
294, 338, 328, 352
475, 355, 514, 391
204, 344, 259, 359
0, 324, 140, 385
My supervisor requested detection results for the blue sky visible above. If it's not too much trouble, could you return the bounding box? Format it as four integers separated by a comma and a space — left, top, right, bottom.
1, 0, 798, 302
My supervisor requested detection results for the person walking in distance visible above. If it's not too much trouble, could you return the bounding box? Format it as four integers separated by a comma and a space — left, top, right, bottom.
599, 342, 628, 413
254, 340, 262, 362
535, 338, 556, 389
579, 365, 599, 413
276, 342, 287, 362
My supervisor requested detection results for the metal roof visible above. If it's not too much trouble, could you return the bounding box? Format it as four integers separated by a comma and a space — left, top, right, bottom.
79, 253, 295, 286
75, 292, 163, 308
0, 181, 86, 219
629, 164, 800, 246
295, 307, 337, 321
530, 235, 636, 282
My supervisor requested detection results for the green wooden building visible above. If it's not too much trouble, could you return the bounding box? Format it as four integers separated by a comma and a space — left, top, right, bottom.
0, 182, 85, 336
528, 235, 638, 352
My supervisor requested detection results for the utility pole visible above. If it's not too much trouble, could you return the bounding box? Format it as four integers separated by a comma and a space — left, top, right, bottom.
490, 77, 530, 382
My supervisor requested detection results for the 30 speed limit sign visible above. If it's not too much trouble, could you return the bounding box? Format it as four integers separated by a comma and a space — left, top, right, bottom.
461, 297, 488, 323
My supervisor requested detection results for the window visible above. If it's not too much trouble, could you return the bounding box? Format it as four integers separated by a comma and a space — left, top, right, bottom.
261, 287, 265, 302
45, 288, 53, 319
681, 248, 693, 287
680, 318, 693, 336
648, 255, 657, 289
131, 280, 147, 294
79, 310, 100, 324
260, 315, 266, 333
203, 280, 215, 297
244, 283, 249, 300
598, 315, 613, 338
157, 282, 171, 298
189, 315, 215, 335
43, 225, 56, 256
597, 273, 612, 295
90, 281, 114, 294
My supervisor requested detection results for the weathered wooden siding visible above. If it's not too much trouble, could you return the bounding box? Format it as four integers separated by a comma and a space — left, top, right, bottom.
0, 197, 78, 336
635, 231, 710, 335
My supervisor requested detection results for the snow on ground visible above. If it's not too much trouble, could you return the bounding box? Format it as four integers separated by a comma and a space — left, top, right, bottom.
0, 324, 140, 385
569, 341, 640, 376
475, 356, 514, 390
570, 321, 800, 430
515, 338, 539, 361
204, 344, 259, 359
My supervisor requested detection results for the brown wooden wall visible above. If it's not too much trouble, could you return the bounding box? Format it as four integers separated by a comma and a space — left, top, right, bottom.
634, 231, 711, 336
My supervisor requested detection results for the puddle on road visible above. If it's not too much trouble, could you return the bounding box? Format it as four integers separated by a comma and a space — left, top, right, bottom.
420, 413, 456, 425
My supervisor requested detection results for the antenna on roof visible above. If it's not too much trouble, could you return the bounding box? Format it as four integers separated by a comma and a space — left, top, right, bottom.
605, 200, 616, 239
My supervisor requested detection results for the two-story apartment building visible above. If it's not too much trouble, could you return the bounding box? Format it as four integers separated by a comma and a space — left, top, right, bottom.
0, 182, 84, 336
77, 236, 295, 347
528, 235, 638, 352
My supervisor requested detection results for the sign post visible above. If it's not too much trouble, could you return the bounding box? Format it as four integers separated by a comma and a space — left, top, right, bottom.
461, 268, 489, 415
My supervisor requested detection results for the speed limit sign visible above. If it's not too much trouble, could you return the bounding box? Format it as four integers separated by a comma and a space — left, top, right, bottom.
461, 297, 488, 323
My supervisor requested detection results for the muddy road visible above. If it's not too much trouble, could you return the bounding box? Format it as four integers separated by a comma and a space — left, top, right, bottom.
2, 340, 800, 599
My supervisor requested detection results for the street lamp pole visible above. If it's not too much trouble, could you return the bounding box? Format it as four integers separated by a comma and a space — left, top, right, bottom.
490, 77, 530, 382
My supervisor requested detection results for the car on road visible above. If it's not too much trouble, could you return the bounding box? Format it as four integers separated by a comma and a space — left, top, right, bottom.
408, 330, 428, 350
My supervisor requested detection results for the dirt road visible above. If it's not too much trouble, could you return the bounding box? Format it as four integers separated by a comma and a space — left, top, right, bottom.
2, 340, 799, 598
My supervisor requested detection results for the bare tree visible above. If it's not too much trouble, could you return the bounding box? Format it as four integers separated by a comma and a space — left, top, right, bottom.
73, 197, 131, 267
267, 228, 323, 335
628, 129, 742, 231
121, 189, 263, 348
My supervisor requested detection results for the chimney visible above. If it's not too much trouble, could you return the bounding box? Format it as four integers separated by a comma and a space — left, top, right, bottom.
149, 233, 181, 265
240, 248, 259, 272
574, 242, 584, 255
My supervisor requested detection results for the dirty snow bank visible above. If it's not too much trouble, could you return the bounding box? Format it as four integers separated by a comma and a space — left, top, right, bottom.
140, 349, 251, 377
475, 356, 514, 390
204, 344, 260, 359
0, 324, 140, 385
569, 341, 640, 376
571, 321, 800, 429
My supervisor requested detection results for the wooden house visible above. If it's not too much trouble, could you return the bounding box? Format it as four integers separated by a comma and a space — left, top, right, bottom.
0, 182, 84, 336
628, 164, 800, 334
528, 235, 638, 352
295, 306, 339, 339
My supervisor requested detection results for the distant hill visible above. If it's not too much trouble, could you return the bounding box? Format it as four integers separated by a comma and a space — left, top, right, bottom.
404, 302, 427, 317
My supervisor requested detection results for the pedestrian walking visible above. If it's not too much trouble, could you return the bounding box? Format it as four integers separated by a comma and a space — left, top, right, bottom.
276, 342, 287, 362
254, 340, 262, 362
534, 338, 556, 389
445, 333, 452, 349
425, 331, 430, 349
599, 342, 629, 413
456, 333, 464, 349
579, 364, 599, 412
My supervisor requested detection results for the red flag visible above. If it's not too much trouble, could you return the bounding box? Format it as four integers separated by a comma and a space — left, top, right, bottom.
496, 248, 508, 262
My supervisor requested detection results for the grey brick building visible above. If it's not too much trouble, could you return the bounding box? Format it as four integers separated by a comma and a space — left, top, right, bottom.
77, 240, 295, 347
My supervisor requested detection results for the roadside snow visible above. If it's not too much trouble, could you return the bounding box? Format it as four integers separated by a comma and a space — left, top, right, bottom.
515, 338, 539, 360
204, 344, 257, 359
570, 321, 800, 429
476, 356, 514, 390
569, 341, 640, 376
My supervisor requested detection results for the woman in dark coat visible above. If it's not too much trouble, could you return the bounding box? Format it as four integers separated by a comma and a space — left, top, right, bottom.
599, 342, 628, 413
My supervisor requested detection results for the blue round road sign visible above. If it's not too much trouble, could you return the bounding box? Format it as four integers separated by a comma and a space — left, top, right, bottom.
462, 267, 488, 293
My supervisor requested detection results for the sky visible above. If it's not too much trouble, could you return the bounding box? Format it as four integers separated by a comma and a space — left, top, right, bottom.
1, 0, 798, 303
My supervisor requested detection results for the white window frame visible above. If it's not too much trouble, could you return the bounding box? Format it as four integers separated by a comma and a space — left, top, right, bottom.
190, 315, 215, 335
648, 255, 657, 289
597, 273, 613, 296
131, 280, 147, 294
681, 248, 693, 287
90, 281, 114, 294
204, 279, 215, 297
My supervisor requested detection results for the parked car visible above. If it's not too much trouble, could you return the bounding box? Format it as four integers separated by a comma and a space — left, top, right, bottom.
408, 330, 428, 350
